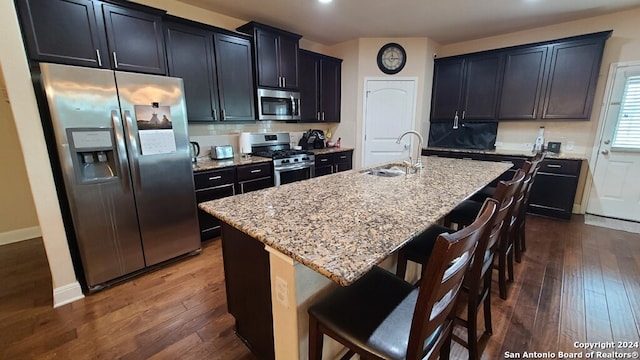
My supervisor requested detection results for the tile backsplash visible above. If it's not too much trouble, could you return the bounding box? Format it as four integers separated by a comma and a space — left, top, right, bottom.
188, 122, 336, 158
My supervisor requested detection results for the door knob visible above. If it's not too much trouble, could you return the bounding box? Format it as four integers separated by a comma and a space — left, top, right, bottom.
404, 144, 410, 150
604, 139, 611, 144
601, 149, 609, 155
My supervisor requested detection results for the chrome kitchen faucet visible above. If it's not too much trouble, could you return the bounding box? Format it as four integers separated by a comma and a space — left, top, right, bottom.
396, 130, 424, 172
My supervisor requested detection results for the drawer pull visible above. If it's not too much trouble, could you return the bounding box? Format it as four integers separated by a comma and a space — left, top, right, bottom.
209, 175, 222, 180
320, 159, 329, 162
339, 155, 347, 159
547, 164, 562, 168
250, 169, 262, 173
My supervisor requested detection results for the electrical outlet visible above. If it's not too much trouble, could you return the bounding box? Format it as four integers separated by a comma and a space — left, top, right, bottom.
494, 141, 503, 147
566, 141, 575, 151
275, 276, 289, 308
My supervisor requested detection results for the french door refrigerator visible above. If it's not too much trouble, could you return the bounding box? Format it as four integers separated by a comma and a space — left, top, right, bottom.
39, 63, 200, 292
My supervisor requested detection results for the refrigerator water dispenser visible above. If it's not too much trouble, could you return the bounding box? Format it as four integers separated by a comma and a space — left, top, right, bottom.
67, 128, 117, 183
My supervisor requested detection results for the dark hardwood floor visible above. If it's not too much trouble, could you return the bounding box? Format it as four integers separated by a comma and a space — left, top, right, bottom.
1, 215, 639, 359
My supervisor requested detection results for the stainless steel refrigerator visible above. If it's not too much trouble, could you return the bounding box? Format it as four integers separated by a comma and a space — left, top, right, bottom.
39, 63, 200, 291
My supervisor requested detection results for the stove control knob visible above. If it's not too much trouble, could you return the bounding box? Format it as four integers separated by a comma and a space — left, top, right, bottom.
282, 159, 289, 164
302, 157, 309, 161
294, 158, 299, 162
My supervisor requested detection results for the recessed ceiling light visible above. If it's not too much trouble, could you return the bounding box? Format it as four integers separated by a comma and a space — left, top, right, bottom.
318, 0, 332, 3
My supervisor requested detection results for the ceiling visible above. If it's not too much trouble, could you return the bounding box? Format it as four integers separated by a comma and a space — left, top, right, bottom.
177, 0, 640, 45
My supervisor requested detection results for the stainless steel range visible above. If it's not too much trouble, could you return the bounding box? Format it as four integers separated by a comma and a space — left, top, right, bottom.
250, 133, 315, 186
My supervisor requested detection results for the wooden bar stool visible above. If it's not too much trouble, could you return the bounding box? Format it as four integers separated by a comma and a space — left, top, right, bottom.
307, 199, 498, 360
395, 174, 523, 360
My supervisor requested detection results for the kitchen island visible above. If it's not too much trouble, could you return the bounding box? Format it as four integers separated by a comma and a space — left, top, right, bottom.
199, 156, 511, 359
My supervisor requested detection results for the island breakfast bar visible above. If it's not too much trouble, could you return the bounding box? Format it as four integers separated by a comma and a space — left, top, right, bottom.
199, 156, 512, 359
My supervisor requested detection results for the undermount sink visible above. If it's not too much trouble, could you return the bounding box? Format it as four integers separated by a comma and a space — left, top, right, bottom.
364, 164, 406, 177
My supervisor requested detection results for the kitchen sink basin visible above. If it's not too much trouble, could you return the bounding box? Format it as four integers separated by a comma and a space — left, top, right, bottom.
364, 163, 406, 177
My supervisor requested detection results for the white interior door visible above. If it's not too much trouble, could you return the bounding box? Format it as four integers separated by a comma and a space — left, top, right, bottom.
362, 79, 417, 168
587, 63, 640, 222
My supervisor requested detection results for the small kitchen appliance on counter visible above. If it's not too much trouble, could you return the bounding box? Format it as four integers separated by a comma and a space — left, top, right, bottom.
211, 145, 234, 160
299, 129, 326, 150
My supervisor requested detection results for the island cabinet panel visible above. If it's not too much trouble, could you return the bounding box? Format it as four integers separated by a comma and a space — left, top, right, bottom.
299, 50, 343, 122
194, 168, 236, 240
16, 0, 168, 74
540, 37, 607, 120
15, 0, 110, 68
237, 22, 302, 90
213, 33, 256, 121
431, 53, 503, 122
220, 223, 274, 360
165, 21, 219, 122
498, 45, 548, 120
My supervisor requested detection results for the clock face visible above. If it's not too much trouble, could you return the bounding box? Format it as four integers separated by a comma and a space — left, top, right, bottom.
377, 43, 406, 74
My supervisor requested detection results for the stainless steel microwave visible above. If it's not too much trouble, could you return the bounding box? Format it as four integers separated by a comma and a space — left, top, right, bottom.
257, 88, 300, 121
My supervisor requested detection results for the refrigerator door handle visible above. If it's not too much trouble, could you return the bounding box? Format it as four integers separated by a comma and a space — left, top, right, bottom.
111, 110, 131, 193
123, 110, 142, 189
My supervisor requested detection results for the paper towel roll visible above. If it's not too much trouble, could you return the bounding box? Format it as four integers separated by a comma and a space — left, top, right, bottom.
239, 132, 252, 154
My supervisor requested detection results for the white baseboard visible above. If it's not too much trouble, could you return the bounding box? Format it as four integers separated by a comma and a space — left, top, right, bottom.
53, 281, 84, 308
0, 226, 41, 246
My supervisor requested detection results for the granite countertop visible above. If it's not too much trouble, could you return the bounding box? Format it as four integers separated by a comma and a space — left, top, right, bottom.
199, 156, 511, 286
424, 147, 585, 161
192, 147, 355, 172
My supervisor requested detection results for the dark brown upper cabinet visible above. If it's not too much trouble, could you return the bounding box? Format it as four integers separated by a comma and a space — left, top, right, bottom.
164, 18, 255, 123
431, 53, 503, 123
16, 0, 167, 75
15, 0, 110, 68
213, 33, 256, 122
432, 30, 611, 123
165, 20, 219, 122
498, 45, 548, 120
299, 49, 342, 123
237, 22, 302, 90
101, 3, 166, 75
540, 36, 608, 120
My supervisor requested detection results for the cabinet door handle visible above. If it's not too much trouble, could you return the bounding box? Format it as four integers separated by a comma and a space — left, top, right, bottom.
96, 49, 102, 67
212, 108, 217, 121
317, 112, 321, 121
320, 158, 329, 162
209, 175, 222, 180
250, 169, 262, 173
282, 77, 286, 88
112, 52, 118, 68
462, 110, 465, 120
339, 155, 346, 159
322, 112, 325, 121
547, 164, 562, 168
221, 109, 226, 120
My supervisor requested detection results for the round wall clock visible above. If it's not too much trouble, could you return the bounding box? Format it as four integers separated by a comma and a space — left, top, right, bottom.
377, 43, 407, 75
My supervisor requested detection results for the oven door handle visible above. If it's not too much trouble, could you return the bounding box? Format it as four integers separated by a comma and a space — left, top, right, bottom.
275, 163, 314, 172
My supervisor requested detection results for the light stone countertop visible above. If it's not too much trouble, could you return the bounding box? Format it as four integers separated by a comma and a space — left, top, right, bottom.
192, 147, 355, 172
199, 156, 511, 286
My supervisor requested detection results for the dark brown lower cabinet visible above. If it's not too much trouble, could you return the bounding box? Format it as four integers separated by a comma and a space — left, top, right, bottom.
527, 159, 582, 220
422, 149, 581, 220
194, 167, 236, 240
314, 150, 353, 177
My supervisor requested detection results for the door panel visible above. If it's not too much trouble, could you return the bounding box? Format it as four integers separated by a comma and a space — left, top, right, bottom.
430, 58, 464, 122
363, 79, 417, 168
587, 63, 640, 221
214, 33, 256, 121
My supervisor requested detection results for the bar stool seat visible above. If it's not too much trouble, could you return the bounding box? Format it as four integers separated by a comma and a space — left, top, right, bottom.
309, 267, 439, 359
